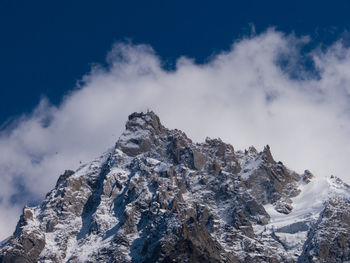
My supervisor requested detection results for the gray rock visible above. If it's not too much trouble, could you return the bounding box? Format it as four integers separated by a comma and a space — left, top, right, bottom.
193, 150, 206, 170
2, 111, 347, 263
299, 198, 350, 263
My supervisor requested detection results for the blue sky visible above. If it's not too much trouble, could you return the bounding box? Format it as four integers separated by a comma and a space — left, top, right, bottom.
1, 0, 350, 239
1, 0, 350, 124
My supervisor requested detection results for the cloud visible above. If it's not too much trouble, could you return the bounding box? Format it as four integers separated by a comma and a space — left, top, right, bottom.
1, 28, 350, 239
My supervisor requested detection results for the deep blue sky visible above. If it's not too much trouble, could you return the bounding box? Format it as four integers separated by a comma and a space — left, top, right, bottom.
1, 0, 350, 124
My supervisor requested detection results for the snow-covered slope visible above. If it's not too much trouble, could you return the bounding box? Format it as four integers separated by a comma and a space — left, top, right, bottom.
1, 111, 350, 263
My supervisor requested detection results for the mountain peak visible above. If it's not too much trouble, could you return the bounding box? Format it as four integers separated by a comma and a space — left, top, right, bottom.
126, 111, 163, 132
1, 111, 350, 263
116, 111, 166, 157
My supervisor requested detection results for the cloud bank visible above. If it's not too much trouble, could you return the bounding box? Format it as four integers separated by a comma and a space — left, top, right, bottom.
1, 29, 350, 239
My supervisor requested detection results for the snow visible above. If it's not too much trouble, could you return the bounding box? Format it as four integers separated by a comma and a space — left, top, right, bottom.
265, 176, 350, 231
123, 141, 140, 149
255, 175, 350, 255
134, 117, 146, 126
265, 177, 329, 230
274, 231, 308, 250
72, 148, 113, 179
146, 157, 160, 166
237, 153, 263, 180
118, 129, 150, 143
16, 151, 350, 263
154, 162, 171, 173
6, 112, 350, 262
181, 191, 191, 202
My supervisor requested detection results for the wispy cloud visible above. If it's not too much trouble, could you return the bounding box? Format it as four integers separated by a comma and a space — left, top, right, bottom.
1, 29, 350, 239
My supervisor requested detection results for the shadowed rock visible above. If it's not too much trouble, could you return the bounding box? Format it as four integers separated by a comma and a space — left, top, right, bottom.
1, 111, 347, 263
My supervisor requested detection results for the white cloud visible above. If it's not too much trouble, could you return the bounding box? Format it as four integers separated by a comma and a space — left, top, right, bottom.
1, 29, 350, 239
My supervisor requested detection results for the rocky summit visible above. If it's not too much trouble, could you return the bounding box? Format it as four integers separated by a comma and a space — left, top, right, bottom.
1, 111, 350, 263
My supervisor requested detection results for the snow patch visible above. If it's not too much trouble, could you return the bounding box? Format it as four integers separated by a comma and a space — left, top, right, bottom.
238, 154, 263, 180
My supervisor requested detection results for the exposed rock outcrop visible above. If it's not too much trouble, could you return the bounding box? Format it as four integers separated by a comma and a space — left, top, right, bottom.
1, 111, 349, 263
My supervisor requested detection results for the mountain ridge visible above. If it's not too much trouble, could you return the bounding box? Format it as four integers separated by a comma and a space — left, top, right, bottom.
1, 111, 350, 263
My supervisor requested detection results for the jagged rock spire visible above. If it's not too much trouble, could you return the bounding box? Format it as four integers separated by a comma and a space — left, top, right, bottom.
116, 111, 166, 156
3, 111, 349, 263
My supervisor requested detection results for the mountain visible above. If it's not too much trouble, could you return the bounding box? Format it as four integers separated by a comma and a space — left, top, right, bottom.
1, 111, 350, 263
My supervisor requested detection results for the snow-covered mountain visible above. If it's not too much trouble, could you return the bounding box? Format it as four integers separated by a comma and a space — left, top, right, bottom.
1, 111, 350, 263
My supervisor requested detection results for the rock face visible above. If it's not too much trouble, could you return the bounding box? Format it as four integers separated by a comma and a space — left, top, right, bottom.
298, 178, 350, 263
1, 111, 349, 263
